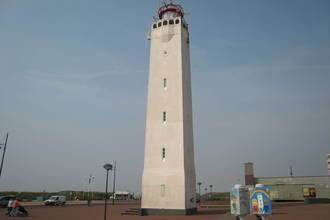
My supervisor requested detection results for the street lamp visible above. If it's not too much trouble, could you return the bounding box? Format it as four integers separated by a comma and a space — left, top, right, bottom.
209, 185, 213, 200
197, 182, 202, 202
112, 161, 116, 205
87, 175, 95, 206
204, 187, 208, 200
103, 163, 113, 220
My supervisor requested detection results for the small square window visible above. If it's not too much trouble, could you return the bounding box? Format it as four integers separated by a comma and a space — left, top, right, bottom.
153, 24, 157, 29
175, 19, 180, 24
161, 184, 165, 197
162, 148, 166, 160
158, 22, 162, 27
163, 20, 168, 25
169, 20, 174, 25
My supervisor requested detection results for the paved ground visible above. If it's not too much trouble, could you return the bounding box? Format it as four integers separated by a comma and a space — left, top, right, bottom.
217, 203, 330, 220
0, 201, 329, 220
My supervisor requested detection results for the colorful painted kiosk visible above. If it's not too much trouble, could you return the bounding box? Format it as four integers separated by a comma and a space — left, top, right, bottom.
250, 184, 272, 220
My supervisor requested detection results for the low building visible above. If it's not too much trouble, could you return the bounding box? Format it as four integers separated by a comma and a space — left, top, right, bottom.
244, 154, 330, 201
256, 176, 330, 201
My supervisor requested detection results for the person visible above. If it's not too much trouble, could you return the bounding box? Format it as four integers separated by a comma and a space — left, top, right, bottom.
11, 199, 19, 216
6, 199, 13, 216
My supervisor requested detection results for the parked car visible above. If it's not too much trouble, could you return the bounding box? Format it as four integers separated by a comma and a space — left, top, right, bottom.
44, 196, 66, 206
0, 195, 15, 208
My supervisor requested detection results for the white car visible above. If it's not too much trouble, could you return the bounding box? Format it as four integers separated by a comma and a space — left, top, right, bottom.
44, 196, 66, 206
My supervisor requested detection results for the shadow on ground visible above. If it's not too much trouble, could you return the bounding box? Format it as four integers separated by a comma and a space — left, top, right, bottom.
197, 209, 229, 215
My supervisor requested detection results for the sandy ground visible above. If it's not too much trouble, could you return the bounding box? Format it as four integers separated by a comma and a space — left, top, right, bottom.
0, 201, 329, 220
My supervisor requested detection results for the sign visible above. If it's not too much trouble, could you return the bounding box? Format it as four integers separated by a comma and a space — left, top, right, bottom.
250, 186, 272, 215
230, 185, 250, 216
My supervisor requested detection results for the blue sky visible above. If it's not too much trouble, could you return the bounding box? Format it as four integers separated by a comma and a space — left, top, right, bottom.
0, 0, 329, 193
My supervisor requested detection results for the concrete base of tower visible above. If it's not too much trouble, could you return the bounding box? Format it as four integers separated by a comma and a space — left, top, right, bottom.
141, 207, 197, 216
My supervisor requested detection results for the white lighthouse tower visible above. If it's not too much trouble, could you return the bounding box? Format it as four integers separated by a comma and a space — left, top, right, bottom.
141, 1, 197, 216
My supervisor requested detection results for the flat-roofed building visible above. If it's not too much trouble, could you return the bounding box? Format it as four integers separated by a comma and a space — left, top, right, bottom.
244, 154, 330, 201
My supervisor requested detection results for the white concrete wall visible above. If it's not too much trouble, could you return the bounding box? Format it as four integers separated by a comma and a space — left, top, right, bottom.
142, 17, 196, 210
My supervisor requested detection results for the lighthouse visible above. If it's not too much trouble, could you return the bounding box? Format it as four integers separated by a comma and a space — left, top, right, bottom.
141, 1, 197, 216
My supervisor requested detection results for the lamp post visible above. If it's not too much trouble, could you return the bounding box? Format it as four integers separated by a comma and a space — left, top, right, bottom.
103, 163, 113, 220
197, 182, 202, 202
87, 174, 95, 206
112, 161, 116, 205
204, 187, 208, 200
209, 185, 213, 200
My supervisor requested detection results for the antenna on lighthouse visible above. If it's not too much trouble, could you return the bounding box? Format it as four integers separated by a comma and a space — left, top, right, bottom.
157, 0, 184, 20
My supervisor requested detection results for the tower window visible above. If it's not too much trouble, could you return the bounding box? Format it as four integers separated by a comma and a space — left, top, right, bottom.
162, 148, 166, 160
158, 22, 162, 27
163, 112, 166, 123
153, 24, 157, 29
163, 78, 167, 88
161, 184, 165, 197
163, 20, 168, 25
169, 19, 174, 25
175, 19, 180, 24
183, 23, 186, 29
